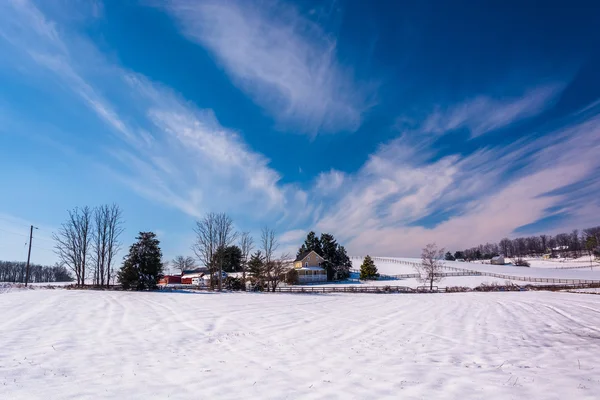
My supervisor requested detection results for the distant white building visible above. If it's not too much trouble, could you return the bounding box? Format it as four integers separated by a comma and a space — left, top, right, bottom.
490, 255, 505, 265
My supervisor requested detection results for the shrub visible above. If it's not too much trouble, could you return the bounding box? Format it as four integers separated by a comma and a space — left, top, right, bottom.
445, 286, 471, 293
223, 277, 245, 291
514, 257, 530, 267
285, 269, 299, 285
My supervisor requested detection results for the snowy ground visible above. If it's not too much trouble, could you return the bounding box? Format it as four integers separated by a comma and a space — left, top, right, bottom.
523, 257, 599, 269
294, 274, 524, 289
0, 282, 72, 294
2, 290, 600, 399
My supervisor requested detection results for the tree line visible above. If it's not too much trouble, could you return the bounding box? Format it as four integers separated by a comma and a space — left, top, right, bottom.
447, 226, 600, 261
47, 206, 364, 291
0, 261, 72, 283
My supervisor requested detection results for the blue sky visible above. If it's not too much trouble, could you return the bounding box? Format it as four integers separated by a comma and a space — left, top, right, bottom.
1, 0, 599, 265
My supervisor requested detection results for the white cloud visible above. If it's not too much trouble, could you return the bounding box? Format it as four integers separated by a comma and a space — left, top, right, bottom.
278, 229, 306, 244
315, 169, 345, 193
316, 110, 600, 257
0, 0, 296, 223
420, 85, 562, 138
163, 0, 372, 135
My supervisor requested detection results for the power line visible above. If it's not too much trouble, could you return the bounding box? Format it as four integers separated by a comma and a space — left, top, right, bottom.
0, 215, 31, 227
0, 227, 29, 238
0, 227, 53, 243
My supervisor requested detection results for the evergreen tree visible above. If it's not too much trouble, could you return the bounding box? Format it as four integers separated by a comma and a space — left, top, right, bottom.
247, 250, 264, 278
336, 245, 352, 280
296, 244, 307, 258
320, 233, 339, 280
118, 232, 163, 290
302, 231, 323, 255
454, 251, 465, 260
359, 255, 379, 280
211, 245, 243, 272
444, 251, 455, 261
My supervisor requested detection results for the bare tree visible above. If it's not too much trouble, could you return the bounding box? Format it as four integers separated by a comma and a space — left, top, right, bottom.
415, 243, 445, 291
53, 206, 92, 285
105, 204, 124, 286
193, 212, 238, 290
171, 255, 196, 274
259, 227, 287, 291
193, 213, 217, 288
261, 226, 278, 265
92, 206, 108, 286
90, 204, 124, 287
265, 253, 291, 292
239, 231, 254, 286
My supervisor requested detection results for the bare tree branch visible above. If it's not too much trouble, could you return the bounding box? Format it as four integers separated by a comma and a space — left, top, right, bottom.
239, 231, 254, 285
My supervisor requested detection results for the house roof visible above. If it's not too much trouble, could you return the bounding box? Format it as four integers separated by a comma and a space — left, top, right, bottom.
182, 267, 208, 275
181, 273, 205, 279
294, 249, 323, 262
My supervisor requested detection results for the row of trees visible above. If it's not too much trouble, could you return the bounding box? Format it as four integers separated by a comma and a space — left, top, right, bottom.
0, 261, 72, 283
189, 212, 291, 291
53, 204, 124, 286
296, 231, 352, 280
447, 226, 600, 261
48, 207, 357, 291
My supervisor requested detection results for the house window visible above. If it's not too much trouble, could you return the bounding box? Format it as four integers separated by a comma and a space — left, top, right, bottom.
305, 262, 308, 268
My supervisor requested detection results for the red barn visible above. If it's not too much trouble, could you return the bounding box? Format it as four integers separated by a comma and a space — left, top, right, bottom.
158, 275, 182, 285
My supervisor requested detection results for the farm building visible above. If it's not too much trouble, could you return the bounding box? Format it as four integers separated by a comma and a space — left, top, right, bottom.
490, 255, 505, 265
293, 250, 327, 283
158, 275, 181, 285
181, 273, 204, 284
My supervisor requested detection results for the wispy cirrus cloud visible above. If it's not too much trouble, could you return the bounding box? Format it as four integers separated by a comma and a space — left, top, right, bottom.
314, 102, 600, 256
162, 0, 373, 135
418, 84, 562, 138
0, 0, 299, 222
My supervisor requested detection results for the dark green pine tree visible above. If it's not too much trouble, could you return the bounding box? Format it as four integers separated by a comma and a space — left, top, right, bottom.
336, 245, 352, 280
359, 255, 379, 280
296, 244, 307, 258
445, 251, 455, 261
212, 245, 243, 272
118, 232, 163, 290
320, 233, 339, 281
302, 231, 323, 255
247, 250, 264, 278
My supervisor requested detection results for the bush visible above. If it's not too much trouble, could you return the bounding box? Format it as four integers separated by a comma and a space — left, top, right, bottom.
285, 269, 299, 285
223, 277, 245, 291
249, 278, 265, 292
514, 257, 530, 267
445, 286, 471, 293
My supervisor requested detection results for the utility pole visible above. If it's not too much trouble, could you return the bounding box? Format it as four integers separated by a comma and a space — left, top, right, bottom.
25, 225, 38, 287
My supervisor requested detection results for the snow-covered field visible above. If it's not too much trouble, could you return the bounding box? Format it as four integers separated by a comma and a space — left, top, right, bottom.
0, 282, 72, 294
524, 258, 599, 269
295, 275, 524, 289
364, 257, 600, 282
2, 290, 600, 399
